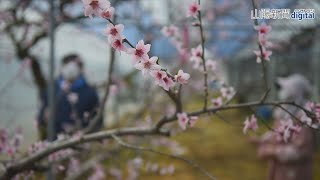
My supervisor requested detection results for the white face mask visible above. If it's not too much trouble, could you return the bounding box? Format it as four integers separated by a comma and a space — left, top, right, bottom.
61, 62, 80, 81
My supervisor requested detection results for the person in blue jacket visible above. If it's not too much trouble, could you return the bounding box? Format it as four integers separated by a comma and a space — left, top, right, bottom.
37, 54, 102, 139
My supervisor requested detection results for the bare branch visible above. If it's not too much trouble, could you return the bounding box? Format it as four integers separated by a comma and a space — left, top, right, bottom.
198, 0, 209, 110
111, 135, 217, 180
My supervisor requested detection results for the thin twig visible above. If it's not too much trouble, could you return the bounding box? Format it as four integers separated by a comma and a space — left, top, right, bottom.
198, 0, 209, 110
111, 135, 216, 180
251, 0, 269, 102
84, 30, 116, 133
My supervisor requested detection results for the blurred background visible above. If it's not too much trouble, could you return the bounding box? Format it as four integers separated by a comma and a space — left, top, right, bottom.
0, 0, 319, 179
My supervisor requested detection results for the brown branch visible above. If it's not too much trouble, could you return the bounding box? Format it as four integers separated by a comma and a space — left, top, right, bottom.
111, 135, 216, 180
155, 100, 316, 130
84, 30, 117, 133
251, 0, 269, 102
0, 127, 170, 179
198, 0, 209, 110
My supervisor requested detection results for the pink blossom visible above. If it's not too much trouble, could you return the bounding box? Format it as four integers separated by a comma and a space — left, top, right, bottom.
188, 116, 199, 127
127, 40, 151, 63
300, 113, 313, 126
187, 1, 200, 18
211, 97, 223, 107
100, 6, 114, 19
243, 115, 258, 134
276, 119, 301, 142
177, 113, 189, 130
105, 23, 124, 39
254, 22, 271, 36
151, 70, 167, 85
161, 25, 179, 37
135, 56, 161, 76
151, 71, 175, 91
109, 36, 127, 52
220, 87, 235, 100
206, 59, 217, 72
174, 70, 190, 84
258, 35, 272, 48
190, 45, 203, 63
254, 49, 272, 63
305, 102, 320, 125
83, 0, 110, 18
161, 75, 175, 91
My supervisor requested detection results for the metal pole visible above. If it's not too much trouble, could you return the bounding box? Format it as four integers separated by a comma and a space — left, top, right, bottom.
47, 0, 56, 179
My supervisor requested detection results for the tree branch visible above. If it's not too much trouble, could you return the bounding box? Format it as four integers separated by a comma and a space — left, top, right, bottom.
111, 135, 216, 180
198, 0, 209, 110
0, 127, 170, 179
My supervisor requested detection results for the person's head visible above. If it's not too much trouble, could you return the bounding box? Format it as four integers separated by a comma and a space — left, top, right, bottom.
275, 74, 312, 103
60, 54, 83, 81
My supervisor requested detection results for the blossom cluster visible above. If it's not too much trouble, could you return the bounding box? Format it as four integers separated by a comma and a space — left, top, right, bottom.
253, 22, 272, 63
301, 102, 320, 128
211, 86, 235, 108
275, 119, 301, 143
0, 127, 23, 157
28, 139, 74, 162
82, 0, 190, 92
177, 112, 198, 130
243, 115, 258, 134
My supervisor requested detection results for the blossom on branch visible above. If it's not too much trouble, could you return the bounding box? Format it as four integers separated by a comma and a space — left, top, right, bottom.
253, 22, 273, 63
220, 87, 235, 100
177, 113, 199, 130
190, 45, 203, 63
109, 36, 127, 52
301, 102, 320, 128
254, 49, 272, 63
189, 116, 199, 127
127, 40, 151, 64
243, 115, 258, 134
175, 70, 190, 85
101, 5, 114, 19
276, 119, 301, 143
161, 75, 175, 91
135, 56, 161, 76
151, 70, 174, 91
258, 35, 272, 48
105, 24, 124, 40
177, 113, 189, 130
206, 59, 217, 72
211, 97, 223, 107
152, 70, 167, 85
187, 1, 200, 18
254, 22, 272, 37
83, 0, 111, 18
